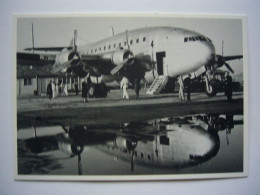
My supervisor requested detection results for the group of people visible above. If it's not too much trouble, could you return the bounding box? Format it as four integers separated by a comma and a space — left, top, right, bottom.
47, 71, 233, 102
178, 72, 233, 102
47, 80, 68, 99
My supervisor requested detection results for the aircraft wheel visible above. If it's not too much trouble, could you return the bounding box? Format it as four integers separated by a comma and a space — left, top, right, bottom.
205, 82, 217, 97
99, 83, 108, 97
88, 84, 96, 98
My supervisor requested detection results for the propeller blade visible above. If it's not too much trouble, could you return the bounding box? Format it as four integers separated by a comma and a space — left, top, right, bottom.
138, 62, 152, 71
223, 55, 243, 61
51, 59, 74, 74
126, 30, 130, 50
222, 40, 224, 57
224, 62, 234, 73
111, 64, 124, 75
74, 29, 78, 52
134, 54, 154, 71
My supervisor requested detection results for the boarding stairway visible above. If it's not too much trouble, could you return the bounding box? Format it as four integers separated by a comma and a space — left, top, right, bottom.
146, 75, 169, 95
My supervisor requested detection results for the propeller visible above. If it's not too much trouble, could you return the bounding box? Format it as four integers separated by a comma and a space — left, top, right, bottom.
110, 31, 134, 75
216, 54, 234, 73
52, 30, 80, 74
135, 54, 154, 71
110, 50, 134, 75
215, 41, 242, 74
51, 58, 74, 74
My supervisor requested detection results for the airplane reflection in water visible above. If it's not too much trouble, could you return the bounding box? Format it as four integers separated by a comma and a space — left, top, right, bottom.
19, 113, 243, 175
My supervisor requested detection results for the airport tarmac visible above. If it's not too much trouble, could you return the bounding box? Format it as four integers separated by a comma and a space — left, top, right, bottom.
17, 89, 243, 126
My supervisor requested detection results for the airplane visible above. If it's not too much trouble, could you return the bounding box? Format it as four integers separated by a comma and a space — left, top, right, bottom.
19, 111, 244, 175
21, 114, 225, 173
17, 26, 243, 98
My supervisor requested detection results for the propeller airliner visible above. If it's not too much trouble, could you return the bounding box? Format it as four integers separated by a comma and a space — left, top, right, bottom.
17, 26, 243, 98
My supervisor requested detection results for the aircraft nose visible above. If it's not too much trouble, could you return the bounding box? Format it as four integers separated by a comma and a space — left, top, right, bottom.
196, 40, 215, 67
172, 38, 216, 76
202, 41, 215, 65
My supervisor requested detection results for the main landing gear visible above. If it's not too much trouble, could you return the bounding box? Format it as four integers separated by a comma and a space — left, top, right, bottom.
88, 83, 109, 98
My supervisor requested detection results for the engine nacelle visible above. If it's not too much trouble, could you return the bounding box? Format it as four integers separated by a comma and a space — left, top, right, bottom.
111, 49, 134, 66
55, 49, 80, 66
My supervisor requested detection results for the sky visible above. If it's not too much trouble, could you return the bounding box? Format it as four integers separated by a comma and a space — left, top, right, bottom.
16, 15, 244, 74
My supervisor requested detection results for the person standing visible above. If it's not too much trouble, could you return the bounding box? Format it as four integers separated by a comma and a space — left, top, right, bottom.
225, 72, 233, 102
75, 80, 79, 96
63, 83, 68, 96
51, 81, 56, 99
134, 78, 140, 100
59, 81, 64, 95
47, 80, 53, 99
82, 79, 88, 103
121, 77, 129, 100
55, 83, 59, 97
184, 74, 191, 101
178, 76, 185, 100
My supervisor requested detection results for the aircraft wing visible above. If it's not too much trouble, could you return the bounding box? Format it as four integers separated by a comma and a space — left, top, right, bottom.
79, 51, 152, 76
24, 47, 72, 52
17, 52, 56, 66
17, 48, 152, 79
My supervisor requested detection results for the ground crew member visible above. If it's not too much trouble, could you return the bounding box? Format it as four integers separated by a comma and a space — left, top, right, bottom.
225, 72, 233, 102
75, 81, 79, 96
134, 78, 140, 100
184, 74, 191, 101
51, 81, 56, 99
82, 79, 88, 103
121, 77, 129, 100
47, 80, 52, 99
178, 76, 185, 100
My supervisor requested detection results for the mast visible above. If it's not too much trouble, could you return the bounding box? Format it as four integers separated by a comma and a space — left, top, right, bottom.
31, 23, 35, 53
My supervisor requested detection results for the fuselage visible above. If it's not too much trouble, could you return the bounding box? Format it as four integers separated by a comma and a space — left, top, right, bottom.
96, 124, 220, 169
77, 26, 215, 83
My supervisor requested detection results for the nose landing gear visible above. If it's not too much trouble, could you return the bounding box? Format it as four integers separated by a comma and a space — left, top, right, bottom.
204, 72, 217, 97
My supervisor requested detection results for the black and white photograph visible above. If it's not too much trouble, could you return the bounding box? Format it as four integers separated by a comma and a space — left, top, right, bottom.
15, 14, 247, 180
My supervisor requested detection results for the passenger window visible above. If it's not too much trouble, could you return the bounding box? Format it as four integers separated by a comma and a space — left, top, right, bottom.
114, 43, 116, 48
99, 47, 101, 51
136, 39, 139, 43
119, 42, 121, 47
108, 45, 111, 49
143, 37, 146, 42
124, 41, 127, 46
130, 40, 133, 45
104, 46, 106, 50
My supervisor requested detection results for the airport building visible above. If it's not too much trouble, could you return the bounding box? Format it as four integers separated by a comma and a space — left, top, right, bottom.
17, 65, 81, 96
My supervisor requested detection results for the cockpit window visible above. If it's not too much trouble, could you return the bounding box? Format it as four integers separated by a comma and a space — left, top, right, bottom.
184, 36, 211, 43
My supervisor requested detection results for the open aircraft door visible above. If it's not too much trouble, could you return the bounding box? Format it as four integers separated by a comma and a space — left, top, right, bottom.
156, 52, 166, 75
